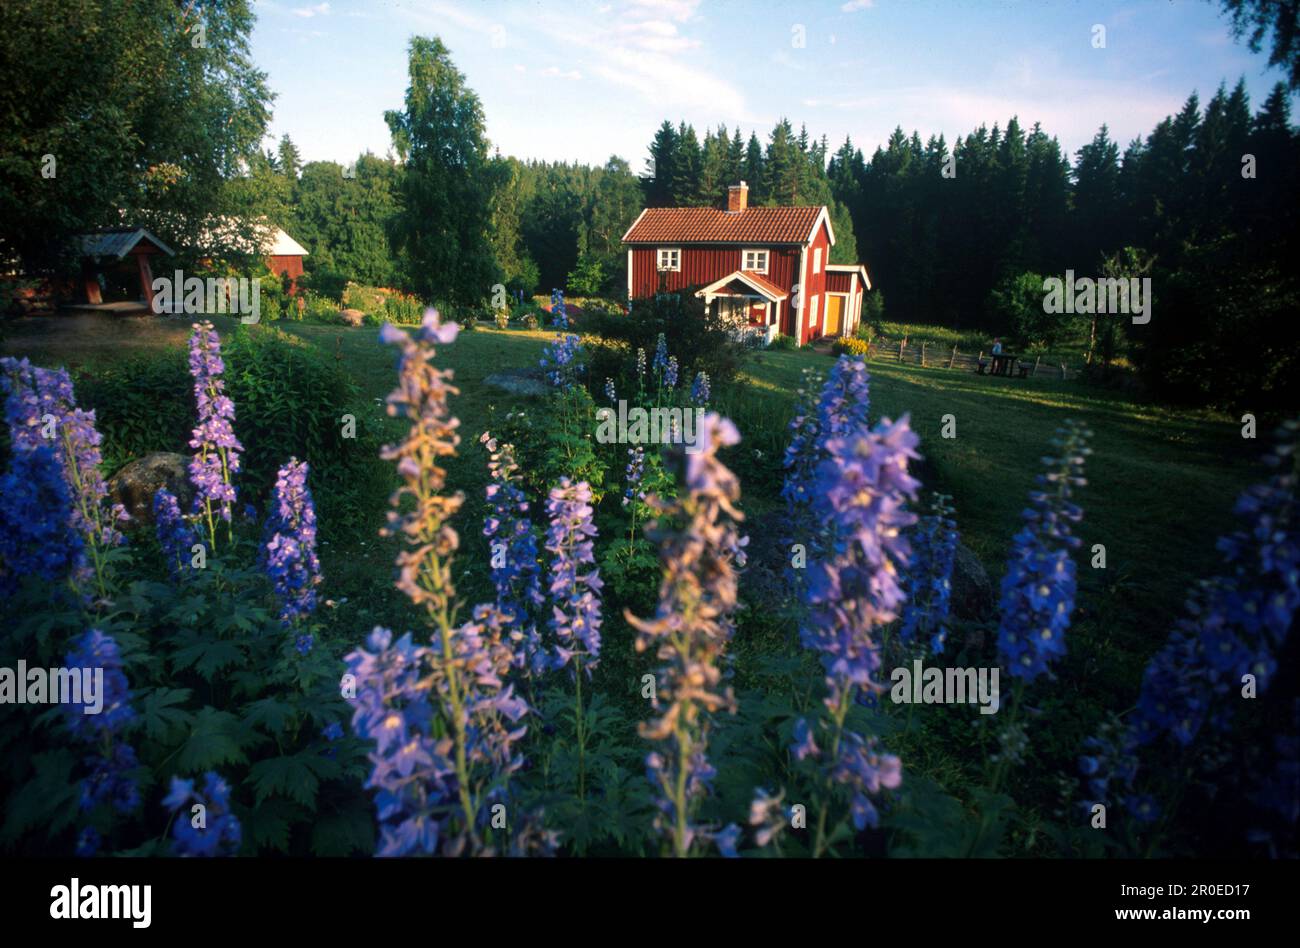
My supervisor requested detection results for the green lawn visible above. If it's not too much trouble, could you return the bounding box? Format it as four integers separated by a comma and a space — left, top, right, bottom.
4, 312, 1256, 671
2, 310, 1267, 852
725, 345, 1259, 729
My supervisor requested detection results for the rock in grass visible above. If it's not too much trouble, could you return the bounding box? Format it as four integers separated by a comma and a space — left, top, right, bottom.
338, 308, 366, 327
483, 371, 550, 397
107, 452, 193, 525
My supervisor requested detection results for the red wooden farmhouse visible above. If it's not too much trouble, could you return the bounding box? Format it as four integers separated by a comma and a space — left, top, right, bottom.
621, 182, 871, 346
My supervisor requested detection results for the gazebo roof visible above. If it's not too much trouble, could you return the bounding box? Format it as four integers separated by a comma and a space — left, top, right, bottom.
77, 227, 175, 260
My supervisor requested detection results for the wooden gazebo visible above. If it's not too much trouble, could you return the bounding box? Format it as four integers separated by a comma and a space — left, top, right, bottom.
75, 227, 175, 312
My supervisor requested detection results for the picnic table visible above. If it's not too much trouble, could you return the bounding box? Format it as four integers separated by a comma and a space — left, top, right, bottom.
977, 351, 1031, 378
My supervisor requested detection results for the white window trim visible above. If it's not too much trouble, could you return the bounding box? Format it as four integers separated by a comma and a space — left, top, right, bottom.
740, 248, 770, 274
813, 248, 822, 275
810, 294, 820, 327
656, 247, 681, 272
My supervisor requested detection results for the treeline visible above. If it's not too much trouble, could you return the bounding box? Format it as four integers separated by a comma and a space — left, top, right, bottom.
822, 79, 1298, 407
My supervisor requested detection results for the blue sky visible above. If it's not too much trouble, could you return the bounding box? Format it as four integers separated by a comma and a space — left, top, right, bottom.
250, 0, 1292, 171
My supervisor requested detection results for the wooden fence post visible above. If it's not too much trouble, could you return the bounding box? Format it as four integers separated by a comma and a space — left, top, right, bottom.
898, 339, 905, 362
948, 344, 957, 369
1033, 355, 1041, 378
920, 341, 927, 367
1059, 362, 1067, 380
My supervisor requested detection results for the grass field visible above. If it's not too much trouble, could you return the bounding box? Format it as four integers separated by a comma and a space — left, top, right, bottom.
2, 311, 1264, 851
3, 310, 1255, 669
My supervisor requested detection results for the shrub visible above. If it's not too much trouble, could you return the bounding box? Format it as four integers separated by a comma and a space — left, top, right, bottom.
74, 357, 194, 476
77, 326, 388, 543
299, 291, 339, 324
768, 333, 798, 351
341, 282, 386, 315
832, 336, 871, 357
584, 289, 743, 387
300, 268, 349, 301
522, 312, 540, 331
383, 291, 424, 325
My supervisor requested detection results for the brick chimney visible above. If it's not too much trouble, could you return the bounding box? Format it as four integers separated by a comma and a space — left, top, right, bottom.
726, 181, 749, 213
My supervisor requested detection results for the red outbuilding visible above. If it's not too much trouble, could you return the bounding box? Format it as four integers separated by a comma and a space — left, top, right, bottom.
621, 182, 871, 346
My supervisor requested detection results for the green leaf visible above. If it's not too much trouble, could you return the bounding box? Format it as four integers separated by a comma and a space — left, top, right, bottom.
248, 753, 321, 809
311, 803, 376, 856
242, 797, 300, 854
176, 708, 249, 772
243, 697, 295, 736
139, 687, 195, 743
170, 638, 247, 680
1, 750, 80, 843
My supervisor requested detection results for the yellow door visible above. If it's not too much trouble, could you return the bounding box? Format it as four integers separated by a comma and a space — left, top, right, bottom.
825, 294, 844, 336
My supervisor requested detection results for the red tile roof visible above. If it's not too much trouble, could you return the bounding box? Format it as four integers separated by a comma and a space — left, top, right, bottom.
623, 206, 825, 245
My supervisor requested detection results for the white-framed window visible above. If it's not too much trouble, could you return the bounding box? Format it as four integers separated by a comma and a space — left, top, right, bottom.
813, 248, 823, 274
810, 294, 820, 326
656, 248, 681, 272
741, 248, 769, 273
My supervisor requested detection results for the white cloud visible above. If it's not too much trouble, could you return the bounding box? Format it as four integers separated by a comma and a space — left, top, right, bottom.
625, 0, 701, 22
531, 2, 743, 116
841, 0, 874, 12
541, 66, 583, 80
292, 2, 329, 18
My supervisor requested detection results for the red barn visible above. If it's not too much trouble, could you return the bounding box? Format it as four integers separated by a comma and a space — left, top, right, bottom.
621, 182, 871, 346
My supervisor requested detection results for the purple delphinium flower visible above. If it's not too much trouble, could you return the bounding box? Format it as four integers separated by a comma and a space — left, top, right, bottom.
377, 309, 463, 616
900, 493, 960, 655
652, 333, 669, 374
1, 357, 125, 593
780, 366, 827, 515
187, 321, 243, 544
628, 414, 746, 856
996, 420, 1090, 683
1078, 420, 1298, 824
353, 310, 532, 855
690, 371, 710, 406
623, 446, 646, 508
663, 355, 679, 390
801, 416, 920, 709
814, 355, 871, 452
0, 444, 84, 594
793, 415, 917, 844
345, 615, 528, 857
62, 629, 137, 738
163, 772, 242, 857
550, 289, 568, 328
480, 432, 544, 670
61, 406, 129, 551
263, 458, 322, 629
1, 356, 74, 451
539, 334, 584, 388
153, 488, 197, 577
545, 478, 603, 672
75, 826, 101, 858
61, 630, 141, 824
636, 347, 647, 380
